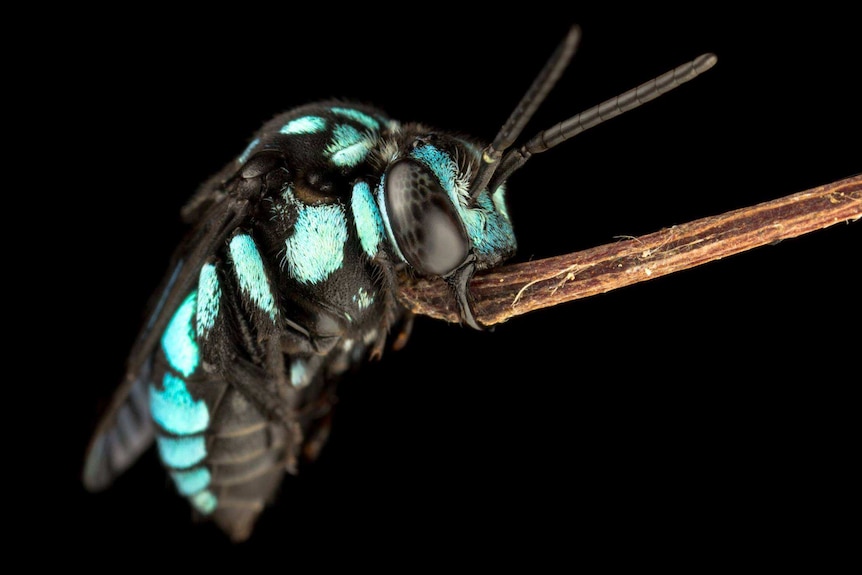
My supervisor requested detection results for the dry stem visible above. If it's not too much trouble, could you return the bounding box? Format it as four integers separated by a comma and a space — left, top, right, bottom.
397, 173, 861, 326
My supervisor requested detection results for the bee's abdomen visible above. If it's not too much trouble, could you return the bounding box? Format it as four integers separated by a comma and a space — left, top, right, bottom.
152, 372, 294, 542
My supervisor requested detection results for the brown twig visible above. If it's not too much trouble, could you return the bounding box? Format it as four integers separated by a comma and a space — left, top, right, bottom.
397, 173, 862, 326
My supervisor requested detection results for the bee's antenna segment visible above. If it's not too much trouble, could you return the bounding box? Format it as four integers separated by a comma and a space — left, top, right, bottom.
469, 25, 582, 204
487, 52, 718, 193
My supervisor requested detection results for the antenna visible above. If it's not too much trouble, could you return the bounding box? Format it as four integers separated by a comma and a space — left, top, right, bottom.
468, 25, 717, 202
488, 53, 717, 193
468, 25, 582, 203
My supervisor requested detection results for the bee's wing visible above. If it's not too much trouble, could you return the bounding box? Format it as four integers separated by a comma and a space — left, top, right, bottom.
82, 362, 155, 491
82, 172, 254, 491
81, 256, 192, 491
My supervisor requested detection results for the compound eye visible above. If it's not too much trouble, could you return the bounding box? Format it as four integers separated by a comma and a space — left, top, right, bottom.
384, 159, 469, 277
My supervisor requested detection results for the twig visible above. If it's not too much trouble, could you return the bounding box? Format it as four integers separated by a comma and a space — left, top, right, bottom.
397, 173, 861, 326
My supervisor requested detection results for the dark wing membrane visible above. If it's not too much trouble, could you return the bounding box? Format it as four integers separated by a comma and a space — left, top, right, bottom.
82, 176, 256, 491
82, 363, 154, 491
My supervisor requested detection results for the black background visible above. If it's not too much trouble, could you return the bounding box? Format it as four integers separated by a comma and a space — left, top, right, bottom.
45, 6, 858, 567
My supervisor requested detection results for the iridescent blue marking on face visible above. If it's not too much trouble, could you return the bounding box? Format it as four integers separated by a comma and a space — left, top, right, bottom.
229, 234, 278, 320
410, 144, 463, 195
352, 286, 374, 311
290, 359, 308, 388
410, 143, 515, 259
190, 490, 218, 514
280, 116, 327, 135
492, 186, 511, 221
238, 137, 260, 164
170, 467, 212, 496
331, 107, 381, 131
472, 183, 515, 256
155, 435, 207, 468
161, 292, 199, 377
351, 181, 383, 258
282, 188, 348, 284
327, 124, 374, 167
196, 263, 220, 338
150, 372, 209, 435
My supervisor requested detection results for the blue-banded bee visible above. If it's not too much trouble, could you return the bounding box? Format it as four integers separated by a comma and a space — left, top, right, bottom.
82, 26, 715, 541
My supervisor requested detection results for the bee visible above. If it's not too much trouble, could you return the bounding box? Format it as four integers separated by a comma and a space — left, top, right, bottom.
82, 26, 715, 541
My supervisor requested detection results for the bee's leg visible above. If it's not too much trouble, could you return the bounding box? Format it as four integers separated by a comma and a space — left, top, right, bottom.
447, 258, 484, 331
369, 253, 413, 359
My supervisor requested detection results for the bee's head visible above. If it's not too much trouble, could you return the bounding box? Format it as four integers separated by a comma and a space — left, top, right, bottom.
379, 134, 516, 278
375, 132, 516, 329
377, 25, 715, 329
